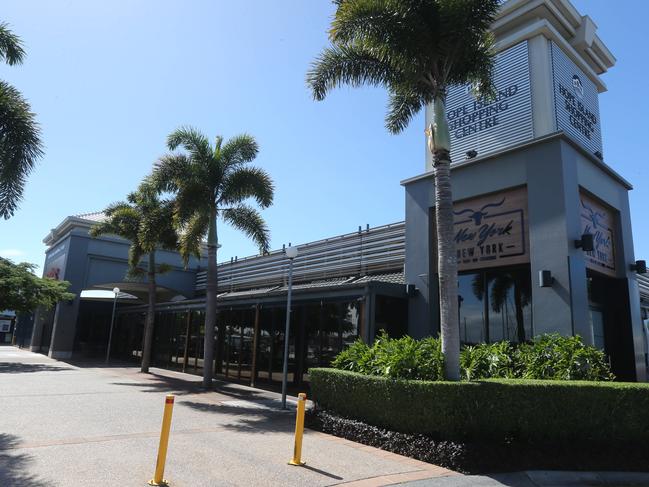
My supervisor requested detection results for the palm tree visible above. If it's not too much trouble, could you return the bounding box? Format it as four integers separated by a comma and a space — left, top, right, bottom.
306, 0, 498, 380
0, 22, 43, 219
150, 127, 273, 388
90, 182, 178, 372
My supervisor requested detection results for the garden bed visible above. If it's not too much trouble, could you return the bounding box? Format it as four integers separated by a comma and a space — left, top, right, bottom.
306, 409, 649, 474
308, 368, 649, 472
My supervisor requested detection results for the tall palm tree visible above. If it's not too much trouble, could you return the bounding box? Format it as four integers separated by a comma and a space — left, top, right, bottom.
90, 182, 178, 372
307, 0, 498, 380
150, 127, 273, 388
0, 22, 43, 219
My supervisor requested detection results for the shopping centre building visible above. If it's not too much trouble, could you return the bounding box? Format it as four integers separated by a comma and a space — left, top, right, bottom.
21, 0, 649, 383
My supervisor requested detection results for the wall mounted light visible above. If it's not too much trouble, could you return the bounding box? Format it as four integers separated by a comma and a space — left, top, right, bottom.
539, 270, 554, 287
574, 233, 595, 252
466, 150, 478, 159
630, 260, 647, 274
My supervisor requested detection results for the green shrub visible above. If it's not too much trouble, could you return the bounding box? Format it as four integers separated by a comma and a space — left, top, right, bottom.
333, 333, 613, 382
332, 331, 444, 380
515, 334, 614, 381
330, 339, 373, 374
309, 368, 649, 444
460, 341, 518, 380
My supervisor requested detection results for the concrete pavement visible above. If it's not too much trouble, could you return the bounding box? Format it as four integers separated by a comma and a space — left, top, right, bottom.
0, 345, 456, 486
3, 345, 649, 487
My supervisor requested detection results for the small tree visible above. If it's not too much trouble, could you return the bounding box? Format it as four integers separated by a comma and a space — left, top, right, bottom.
90, 182, 178, 372
150, 127, 273, 388
0, 258, 74, 313
307, 0, 498, 379
0, 22, 43, 219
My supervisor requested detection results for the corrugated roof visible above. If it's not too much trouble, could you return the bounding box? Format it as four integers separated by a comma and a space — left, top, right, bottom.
354, 272, 405, 285
638, 274, 649, 302
75, 211, 106, 222
213, 272, 405, 302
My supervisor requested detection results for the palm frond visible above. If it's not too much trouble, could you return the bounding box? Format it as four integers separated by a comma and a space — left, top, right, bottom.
149, 153, 191, 193
0, 22, 25, 65
128, 241, 146, 270
385, 85, 429, 134
222, 205, 270, 254
172, 183, 212, 228
331, 0, 434, 62
89, 203, 140, 240
306, 44, 399, 101
220, 134, 259, 169
219, 166, 274, 209
178, 211, 209, 265
0, 81, 43, 219
166, 126, 212, 163
156, 263, 173, 275
308, 0, 499, 134
126, 266, 146, 279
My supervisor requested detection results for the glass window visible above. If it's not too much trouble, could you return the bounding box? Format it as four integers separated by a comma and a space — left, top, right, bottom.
458, 273, 486, 344
487, 268, 532, 343
375, 296, 408, 338
460, 267, 532, 344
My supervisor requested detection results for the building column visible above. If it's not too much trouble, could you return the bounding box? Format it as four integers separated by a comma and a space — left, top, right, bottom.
528, 34, 556, 138
616, 190, 647, 381
29, 307, 48, 352
527, 141, 589, 338
48, 297, 80, 359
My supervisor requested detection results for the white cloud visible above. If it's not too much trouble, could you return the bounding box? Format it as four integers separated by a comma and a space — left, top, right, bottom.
0, 249, 25, 258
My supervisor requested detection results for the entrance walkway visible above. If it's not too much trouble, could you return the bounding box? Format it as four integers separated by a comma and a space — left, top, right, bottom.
0, 345, 456, 486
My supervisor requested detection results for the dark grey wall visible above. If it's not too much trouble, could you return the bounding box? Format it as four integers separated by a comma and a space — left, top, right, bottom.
403, 134, 647, 381
31, 225, 204, 359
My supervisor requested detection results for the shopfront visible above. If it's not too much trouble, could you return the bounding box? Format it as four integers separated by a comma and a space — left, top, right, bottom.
110, 286, 406, 388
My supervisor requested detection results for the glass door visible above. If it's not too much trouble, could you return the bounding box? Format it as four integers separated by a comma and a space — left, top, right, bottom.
588, 306, 605, 351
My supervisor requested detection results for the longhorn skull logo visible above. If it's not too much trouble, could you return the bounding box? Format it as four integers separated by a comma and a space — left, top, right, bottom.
454, 197, 506, 225
581, 198, 605, 230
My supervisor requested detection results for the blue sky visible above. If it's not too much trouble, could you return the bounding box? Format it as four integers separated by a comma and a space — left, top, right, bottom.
1, 0, 648, 275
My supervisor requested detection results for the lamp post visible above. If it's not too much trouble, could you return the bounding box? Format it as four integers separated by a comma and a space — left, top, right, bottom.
281, 245, 298, 409
105, 287, 120, 364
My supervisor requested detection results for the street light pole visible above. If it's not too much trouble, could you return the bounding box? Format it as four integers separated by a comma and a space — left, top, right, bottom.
105, 287, 120, 364
281, 246, 298, 409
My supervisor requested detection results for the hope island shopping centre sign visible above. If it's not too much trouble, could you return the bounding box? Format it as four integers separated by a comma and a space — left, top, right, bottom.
442, 39, 604, 164
551, 42, 603, 155
452, 187, 529, 271
445, 41, 533, 164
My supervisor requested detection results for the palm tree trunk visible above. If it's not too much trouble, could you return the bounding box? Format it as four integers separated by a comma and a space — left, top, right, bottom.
141, 251, 156, 373
514, 280, 526, 343
431, 97, 460, 381
203, 206, 218, 388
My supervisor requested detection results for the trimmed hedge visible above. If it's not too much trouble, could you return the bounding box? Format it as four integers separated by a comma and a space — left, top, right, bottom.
309, 368, 649, 444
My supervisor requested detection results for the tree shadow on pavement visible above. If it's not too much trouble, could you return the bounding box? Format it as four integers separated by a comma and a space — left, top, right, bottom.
0, 362, 70, 374
0, 434, 51, 487
110, 374, 270, 400
179, 400, 294, 434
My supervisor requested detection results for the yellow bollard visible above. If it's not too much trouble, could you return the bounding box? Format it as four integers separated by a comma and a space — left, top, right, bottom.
149, 394, 175, 486
288, 393, 307, 466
